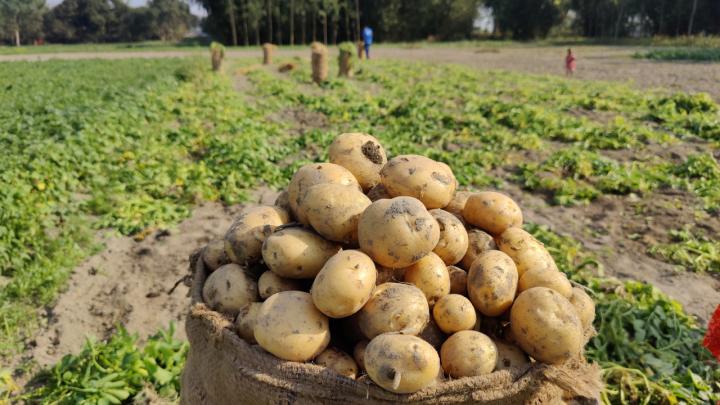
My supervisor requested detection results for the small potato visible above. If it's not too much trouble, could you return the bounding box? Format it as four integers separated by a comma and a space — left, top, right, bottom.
357, 282, 429, 339
447, 266, 467, 295
254, 291, 330, 361
467, 250, 519, 317
375, 266, 406, 285
403, 252, 450, 306
287, 163, 361, 224
440, 330, 497, 378
302, 183, 371, 244
366, 183, 391, 201
381, 155, 457, 209
315, 347, 359, 379
463, 192, 523, 236
433, 294, 476, 334
224, 205, 290, 265
569, 287, 596, 330
328, 133, 387, 191
353, 340, 369, 371
258, 271, 304, 300
311, 250, 377, 318
497, 227, 558, 278
203, 238, 229, 271
493, 340, 530, 371
365, 334, 440, 394
262, 227, 341, 279
510, 287, 583, 364
418, 318, 447, 351
460, 229, 497, 270
358, 197, 440, 268
518, 268, 572, 298
274, 190, 292, 215
235, 302, 262, 344
444, 190, 472, 220
430, 209, 469, 265
202, 263, 259, 316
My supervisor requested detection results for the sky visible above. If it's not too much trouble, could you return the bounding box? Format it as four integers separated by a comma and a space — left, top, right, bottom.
46, 0, 207, 17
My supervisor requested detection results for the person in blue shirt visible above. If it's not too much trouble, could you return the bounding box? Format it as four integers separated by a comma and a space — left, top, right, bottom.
362, 26, 373, 59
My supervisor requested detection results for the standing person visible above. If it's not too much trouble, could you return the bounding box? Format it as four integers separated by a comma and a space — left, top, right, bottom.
565, 48, 576, 76
362, 26, 373, 59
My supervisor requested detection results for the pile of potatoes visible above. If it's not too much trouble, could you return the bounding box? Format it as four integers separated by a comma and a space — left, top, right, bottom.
200, 133, 596, 394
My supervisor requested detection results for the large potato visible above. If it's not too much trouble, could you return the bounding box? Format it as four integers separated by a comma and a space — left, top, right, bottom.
493, 340, 530, 371
315, 347, 359, 379
463, 192, 522, 236
440, 331, 497, 378
444, 190, 472, 220
357, 282, 429, 339
302, 183, 371, 244
235, 302, 262, 344
254, 291, 330, 361
202, 238, 229, 271
433, 294, 476, 334
311, 250, 377, 318
497, 227, 558, 278
459, 229, 497, 270
358, 197, 440, 268
447, 266, 467, 295
262, 227, 340, 279
510, 287, 583, 364
328, 133, 387, 191
258, 271, 304, 300
403, 252, 450, 306
467, 250, 519, 316
225, 205, 290, 265
518, 268, 572, 298
380, 155, 457, 209
287, 163, 361, 224
202, 263, 259, 315
569, 287, 596, 330
430, 209, 469, 265
365, 334, 440, 394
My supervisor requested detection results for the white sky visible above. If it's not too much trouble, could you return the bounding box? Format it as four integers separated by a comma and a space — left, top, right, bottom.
46, 0, 207, 17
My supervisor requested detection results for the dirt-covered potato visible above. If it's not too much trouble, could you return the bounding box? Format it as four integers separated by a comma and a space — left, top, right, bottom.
258, 271, 304, 300
262, 227, 341, 279
357, 282, 429, 339
459, 229, 497, 270
432, 294, 476, 334
467, 250, 519, 317
380, 155, 457, 209
510, 287, 583, 364
328, 133, 387, 191
311, 250, 377, 318
203, 238, 229, 271
358, 197, 440, 268
497, 227, 558, 278
254, 291, 330, 361
274, 190, 292, 216
447, 266, 468, 295
430, 209, 469, 265
353, 340, 369, 371
418, 318, 447, 351
463, 192, 523, 236
302, 183, 371, 244
403, 252, 450, 306
315, 347, 359, 379
569, 287, 596, 330
493, 340, 530, 371
375, 266, 406, 284
365, 333, 440, 394
366, 183, 391, 201
518, 267, 572, 298
440, 330, 497, 378
235, 302, 262, 344
224, 205, 290, 265
202, 263, 259, 315
444, 190, 472, 220
287, 163, 361, 224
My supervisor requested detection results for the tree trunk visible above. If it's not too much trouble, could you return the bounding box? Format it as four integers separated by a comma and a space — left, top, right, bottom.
613, 1, 625, 39
267, 0, 273, 43
242, 2, 250, 46
688, 0, 699, 35
14, 28, 20, 47
355, 0, 361, 41
323, 14, 328, 44
312, 10, 317, 41
344, 3, 350, 42
333, 17, 338, 45
301, 12, 306, 44
289, 0, 295, 46
255, 26, 260, 46
228, 0, 238, 46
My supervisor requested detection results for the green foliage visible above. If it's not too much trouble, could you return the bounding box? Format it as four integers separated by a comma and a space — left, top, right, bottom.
651, 228, 720, 273
639, 47, 720, 62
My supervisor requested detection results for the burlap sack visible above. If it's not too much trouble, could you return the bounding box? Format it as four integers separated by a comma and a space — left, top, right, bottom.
181, 253, 603, 405
211, 52, 222, 72
311, 42, 328, 84
339, 50, 353, 78
263, 43, 275, 65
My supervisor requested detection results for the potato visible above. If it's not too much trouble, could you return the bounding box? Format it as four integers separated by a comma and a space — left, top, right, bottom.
493, 340, 530, 371
381, 155, 457, 209
467, 250, 519, 317
376, 266, 406, 284
358, 197, 440, 268
258, 271, 304, 300
287, 163, 361, 224
365, 333, 440, 394
315, 347, 359, 379
302, 183, 371, 244
353, 340, 369, 371
440, 330, 497, 378
328, 133, 387, 191
403, 252, 450, 306
447, 266, 467, 295
430, 209, 469, 265
497, 227, 558, 278
569, 287, 596, 330
432, 294, 476, 334
357, 282, 429, 339
444, 190, 472, 220
459, 229, 497, 270
202, 238, 229, 271
274, 190, 292, 215
518, 268, 572, 298
224, 205, 290, 265
366, 183, 391, 201
202, 263, 259, 315
311, 250, 377, 318
463, 192, 522, 236
235, 302, 262, 344
510, 287, 583, 364
262, 227, 341, 279
418, 318, 447, 351
254, 291, 330, 361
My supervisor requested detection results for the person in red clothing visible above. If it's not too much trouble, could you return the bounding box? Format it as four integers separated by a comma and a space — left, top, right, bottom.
704, 304, 720, 362
565, 48, 577, 76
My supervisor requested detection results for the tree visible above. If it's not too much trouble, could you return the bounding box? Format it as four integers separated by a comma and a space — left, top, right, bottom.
148, 0, 194, 41
0, 0, 46, 46
487, 0, 561, 39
